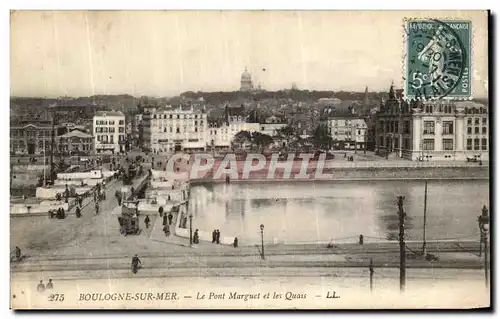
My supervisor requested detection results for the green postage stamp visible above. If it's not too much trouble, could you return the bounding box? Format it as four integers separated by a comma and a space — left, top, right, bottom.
405, 19, 472, 100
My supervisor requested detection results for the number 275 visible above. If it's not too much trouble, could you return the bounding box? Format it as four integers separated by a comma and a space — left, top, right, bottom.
48, 294, 65, 302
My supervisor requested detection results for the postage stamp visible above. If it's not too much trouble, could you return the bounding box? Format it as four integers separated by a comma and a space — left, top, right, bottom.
404, 19, 472, 100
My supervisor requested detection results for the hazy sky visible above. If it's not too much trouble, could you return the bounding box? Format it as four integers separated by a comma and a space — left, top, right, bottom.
10, 10, 488, 97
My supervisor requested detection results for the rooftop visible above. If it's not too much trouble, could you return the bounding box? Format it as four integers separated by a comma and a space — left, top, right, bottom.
59, 130, 93, 139
94, 111, 125, 117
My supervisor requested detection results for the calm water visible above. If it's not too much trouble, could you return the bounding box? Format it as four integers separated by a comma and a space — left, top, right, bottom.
188, 180, 490, 245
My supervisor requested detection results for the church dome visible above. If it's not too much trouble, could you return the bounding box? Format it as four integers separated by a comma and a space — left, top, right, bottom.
241, 68, 252, 81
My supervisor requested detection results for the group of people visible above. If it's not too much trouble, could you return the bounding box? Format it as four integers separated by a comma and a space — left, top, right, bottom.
212, 229, 222, 244
37, 279, 54, 293
48, 207, 66, 219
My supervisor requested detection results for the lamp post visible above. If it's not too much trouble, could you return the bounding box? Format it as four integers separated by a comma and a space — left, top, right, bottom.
478, 205, 489, 287
189, 213, 193, 247
260, 224, 265, 260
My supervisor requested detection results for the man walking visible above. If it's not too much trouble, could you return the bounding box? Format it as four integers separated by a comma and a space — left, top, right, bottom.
168, 212, 173, 225
144, 215, 150, 229
216, 229, 221, 244
37, 280, 45, 293
212, 230, 216, 243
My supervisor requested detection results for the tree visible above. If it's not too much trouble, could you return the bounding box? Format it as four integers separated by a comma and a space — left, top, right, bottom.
251, 132, 274, 153
276, 125, 295, 139
232, 130, 252, 150
312, 124, 331, 150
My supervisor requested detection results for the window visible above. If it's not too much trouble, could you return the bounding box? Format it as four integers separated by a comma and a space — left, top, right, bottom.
482, 127, 487, 134
395, 122, 399, 133
109, 127, 115, 133
467, 118, 472, 125
169, 127, 173, 133
423, 139, 435, 150
119, 120, 125, 125
169, 114, 173, 119
482, 118, 487, 125
442, 121, 454, 134
119, 127, 124, 133
467, 127, 472, 134
176, 127, 180, 133
482, 138, 488, 150
195, 127, 198, 133
403, 121, 410, 134
474, 138, 480, 150
475, 118, 480, 125
403, 138, 411, 150
474, 127, 479, 134
442, 139, 454, 150
109, 121, 115, 125
110, 135, 114, 144
466, 139, 472, 150
177, 115, 180, 119
424, 121, 435, 134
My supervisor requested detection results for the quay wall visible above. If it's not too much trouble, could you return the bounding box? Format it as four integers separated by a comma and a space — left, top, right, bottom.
189, 165, 489, 182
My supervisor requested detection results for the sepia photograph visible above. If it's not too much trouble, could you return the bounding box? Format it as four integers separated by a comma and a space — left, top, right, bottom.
9, 10, 490, 309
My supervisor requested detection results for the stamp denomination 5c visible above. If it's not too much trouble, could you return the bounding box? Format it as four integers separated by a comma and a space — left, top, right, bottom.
405, 19, 472, 100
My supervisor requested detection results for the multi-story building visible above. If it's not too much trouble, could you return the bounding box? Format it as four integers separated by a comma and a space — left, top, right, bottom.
56, 130, 93, 156
324, 115, 367, 150
207, 105, 260, 150
10, 120, 54, 155
375, 85, 489, 161
93, 111, 126, 154
142, 105, 207, 153
259, 116, 288, 137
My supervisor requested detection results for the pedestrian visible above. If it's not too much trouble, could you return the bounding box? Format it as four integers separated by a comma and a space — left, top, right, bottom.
78, 196, 83, 208
233, 237, 238, 248
163, 225, 170, 237
216, 229, 221, 244
168, 212, 173, 225
158, 206, 164, 217
76, 206, 81, 218
37, 280, 45, 293
193, 229, 199, 244
145, 215, 150, 229
212, 229, 216, 243
46, 279, 53, 290
15, 246, 21, 261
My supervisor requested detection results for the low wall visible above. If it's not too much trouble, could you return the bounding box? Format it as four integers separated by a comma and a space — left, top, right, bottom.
11, 200, 72, 216
191, 166, 489, 182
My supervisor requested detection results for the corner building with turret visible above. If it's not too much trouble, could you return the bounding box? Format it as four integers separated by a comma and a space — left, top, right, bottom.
375, 85, 489, 161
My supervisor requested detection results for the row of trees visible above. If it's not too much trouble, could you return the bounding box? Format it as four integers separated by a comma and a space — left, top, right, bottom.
179, 90, 388, 105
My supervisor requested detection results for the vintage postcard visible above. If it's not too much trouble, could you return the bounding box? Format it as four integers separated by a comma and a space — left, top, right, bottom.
9, 10, 490, 309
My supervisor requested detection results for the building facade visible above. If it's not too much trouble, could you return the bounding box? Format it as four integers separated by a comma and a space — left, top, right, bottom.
325, 116, 367, 150
375, 86, 489, 161
56, 130, 93, 156
10, 120, 54, 155
142, 106, 208, 153
93, 111, 126, 154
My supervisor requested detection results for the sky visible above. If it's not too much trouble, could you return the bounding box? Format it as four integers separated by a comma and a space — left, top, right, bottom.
10, 10, 488, 98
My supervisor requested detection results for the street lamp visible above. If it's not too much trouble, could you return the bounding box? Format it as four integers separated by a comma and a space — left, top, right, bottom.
260, 224, 265, 260
189, 213, 193, 246
478, 205, 489, 287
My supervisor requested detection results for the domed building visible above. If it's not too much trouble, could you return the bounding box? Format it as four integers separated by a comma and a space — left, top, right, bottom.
240, 67, 253, 92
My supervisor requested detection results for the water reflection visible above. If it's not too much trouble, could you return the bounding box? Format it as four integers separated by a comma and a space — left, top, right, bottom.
188, 180, 489, 245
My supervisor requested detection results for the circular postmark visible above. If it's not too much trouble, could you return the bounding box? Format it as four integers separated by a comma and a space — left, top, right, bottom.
406, 19, 468, 100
